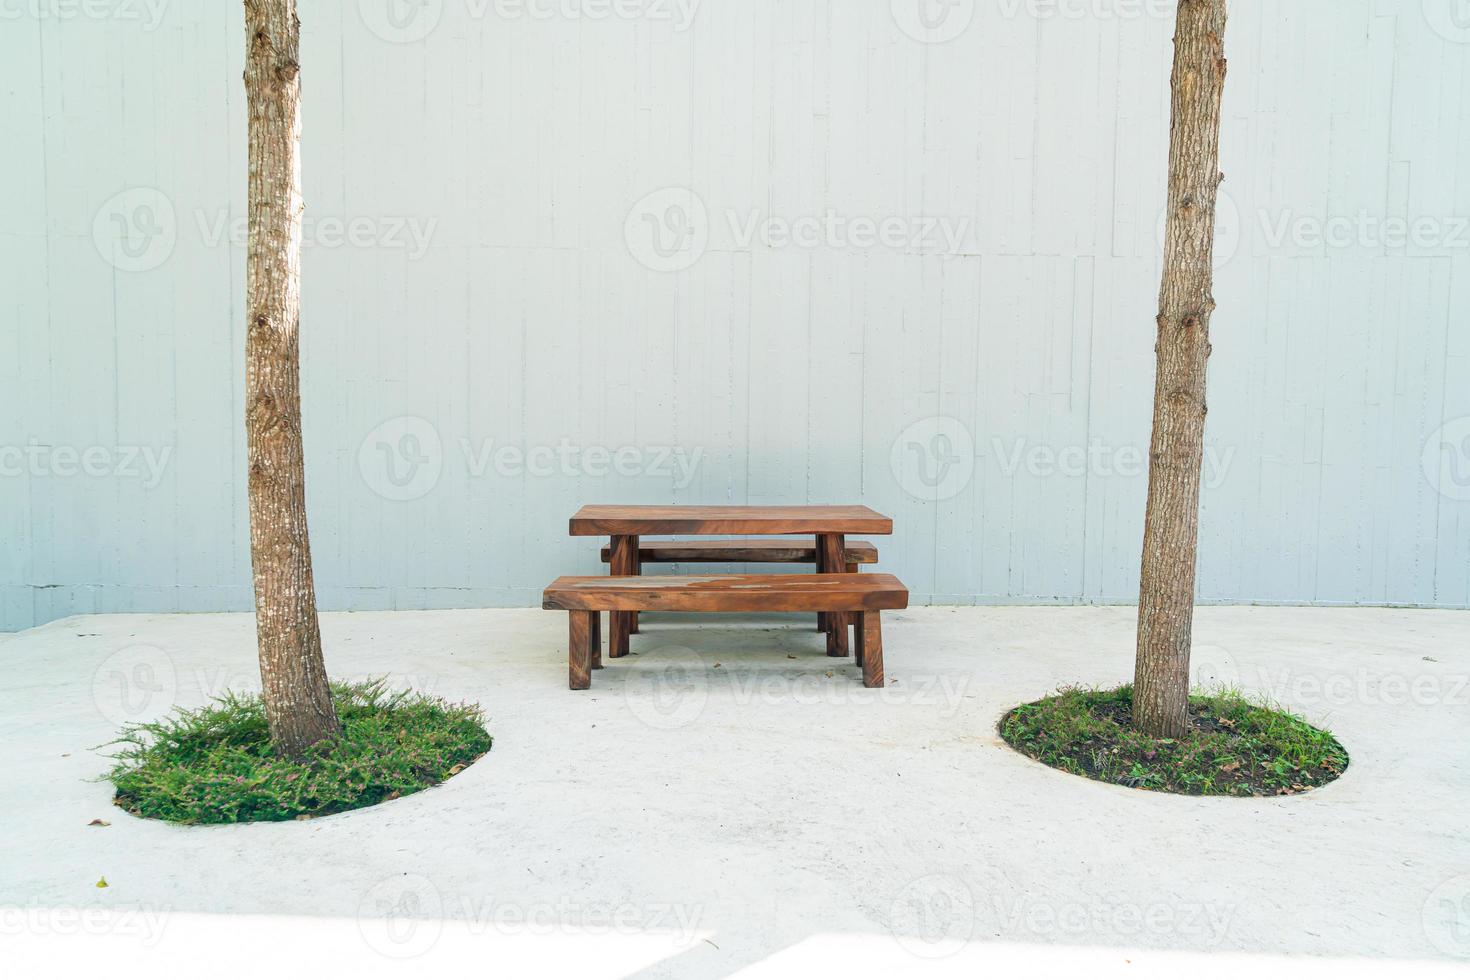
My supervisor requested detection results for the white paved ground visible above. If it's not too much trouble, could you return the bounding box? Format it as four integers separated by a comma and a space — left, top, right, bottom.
2, 606, 1468, 978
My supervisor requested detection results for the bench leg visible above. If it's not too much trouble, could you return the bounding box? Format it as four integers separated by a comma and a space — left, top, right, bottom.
609, 534, 638, 657
569, 610, 595, 690
590, 610, 602, 670
834, 558, 858, 637
860, 611, 884, 688
818, 533, 849, 658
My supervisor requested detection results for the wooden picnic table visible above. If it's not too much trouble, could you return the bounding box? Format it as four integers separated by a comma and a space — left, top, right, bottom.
568, 504, 893, 659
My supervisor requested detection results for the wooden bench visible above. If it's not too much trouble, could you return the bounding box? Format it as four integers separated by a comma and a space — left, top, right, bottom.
544, 573, 908, 691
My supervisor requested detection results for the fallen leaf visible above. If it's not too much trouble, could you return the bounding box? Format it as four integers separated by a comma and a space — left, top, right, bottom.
1220, 761, 1241, 773
448, 764, 465, 776
713, 662, 722, 669
95, 877, 109, 888
87, 819, 110, 827
295, 814, 312, 821
786, 655, 796, 660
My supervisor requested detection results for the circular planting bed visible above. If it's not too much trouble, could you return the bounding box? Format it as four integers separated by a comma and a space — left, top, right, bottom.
999, 685, 1347, 797
106, 680, 491, 824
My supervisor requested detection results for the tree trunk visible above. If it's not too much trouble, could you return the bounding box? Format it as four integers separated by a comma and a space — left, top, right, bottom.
244, 0, 339, 756
1133, 0, 1228, 739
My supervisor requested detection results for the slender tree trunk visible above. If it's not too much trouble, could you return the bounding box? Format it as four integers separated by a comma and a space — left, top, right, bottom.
1133, 0, 1228, 739
244, 0, 338, 756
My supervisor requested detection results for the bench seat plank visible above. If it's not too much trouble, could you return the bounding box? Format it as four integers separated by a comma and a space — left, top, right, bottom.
598, 538, 879, 565
543, 573, 908, 614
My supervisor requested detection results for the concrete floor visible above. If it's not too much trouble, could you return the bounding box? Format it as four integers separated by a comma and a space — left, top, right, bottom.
2, 605, 1468, 978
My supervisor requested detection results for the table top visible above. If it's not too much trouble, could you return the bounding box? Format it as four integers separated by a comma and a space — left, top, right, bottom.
568, 504, 893, 536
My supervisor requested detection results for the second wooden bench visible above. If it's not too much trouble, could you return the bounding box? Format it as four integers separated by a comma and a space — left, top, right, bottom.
544, 572, 908, 691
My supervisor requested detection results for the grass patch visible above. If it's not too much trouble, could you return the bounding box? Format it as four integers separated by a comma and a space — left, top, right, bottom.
104, 679, 491, 824
998, 684, 1347, 796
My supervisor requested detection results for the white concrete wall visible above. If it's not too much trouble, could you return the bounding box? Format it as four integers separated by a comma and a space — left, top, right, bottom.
3, 0, 1469, 630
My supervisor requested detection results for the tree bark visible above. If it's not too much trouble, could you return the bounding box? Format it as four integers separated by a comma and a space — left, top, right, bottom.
244, 0, 338, 756
1133, 0, 1228, 739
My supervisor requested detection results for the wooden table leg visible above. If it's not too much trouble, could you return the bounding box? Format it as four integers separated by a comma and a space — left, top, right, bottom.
816, 542, 829, 633
861, 610, 884, 688
817, 533, 849, 658
569, 610, 594, 690
609, 534, 637, 658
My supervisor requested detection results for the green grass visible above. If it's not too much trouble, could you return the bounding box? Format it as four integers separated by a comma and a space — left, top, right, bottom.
104, 679, 492, 824
998, 684, 1348, 796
